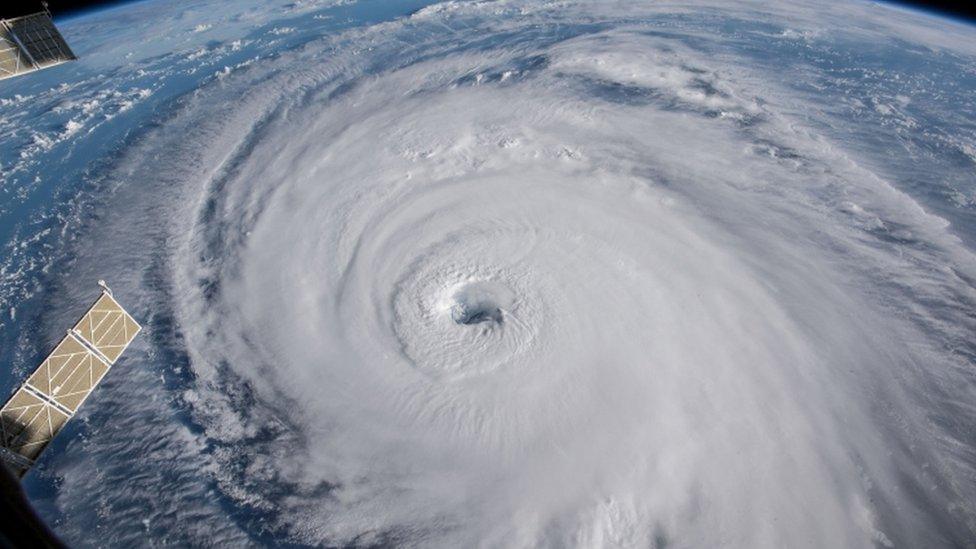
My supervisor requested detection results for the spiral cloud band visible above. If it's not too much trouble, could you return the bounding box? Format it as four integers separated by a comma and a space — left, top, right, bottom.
8, 0, 976, 546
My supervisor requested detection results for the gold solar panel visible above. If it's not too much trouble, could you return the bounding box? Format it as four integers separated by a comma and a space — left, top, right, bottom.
0, 387, 70, 469
1, 284, 140, 477
26, 335, 111, 414
73, 292, 141, 364
0, 27, 32, 77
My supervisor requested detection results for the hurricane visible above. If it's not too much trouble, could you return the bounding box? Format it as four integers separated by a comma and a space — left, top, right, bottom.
1, 0, 975, 546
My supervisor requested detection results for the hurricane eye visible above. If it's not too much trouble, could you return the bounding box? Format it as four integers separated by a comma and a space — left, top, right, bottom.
448, 280, 514, 327
452, 300, 503, 325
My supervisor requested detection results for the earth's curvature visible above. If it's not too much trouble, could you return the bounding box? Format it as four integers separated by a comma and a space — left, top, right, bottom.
1, 0, 975, 546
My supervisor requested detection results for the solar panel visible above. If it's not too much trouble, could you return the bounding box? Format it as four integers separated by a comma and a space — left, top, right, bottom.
0, 284, 140, 477
26, 335, 111, 414
0, 27, 33, 77
72, 293, 141, 364
0, 387, 70, 469
0, 11, 75, 80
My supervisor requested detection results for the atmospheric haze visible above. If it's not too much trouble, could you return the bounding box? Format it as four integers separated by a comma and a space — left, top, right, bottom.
0, 0, 975, 547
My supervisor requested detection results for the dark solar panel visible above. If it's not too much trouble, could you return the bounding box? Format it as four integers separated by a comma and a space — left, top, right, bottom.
5, 12, 75, 67
0, 11, 75, 79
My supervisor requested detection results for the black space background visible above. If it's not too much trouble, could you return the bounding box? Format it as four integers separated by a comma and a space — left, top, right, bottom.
1, 1, 975, 27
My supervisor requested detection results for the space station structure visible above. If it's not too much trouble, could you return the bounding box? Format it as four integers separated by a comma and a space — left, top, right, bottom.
0, 3, 76, 81
0, 282, 141, 478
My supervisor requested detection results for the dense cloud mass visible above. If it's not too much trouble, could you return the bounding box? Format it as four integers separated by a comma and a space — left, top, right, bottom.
1, 0, 975, 546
